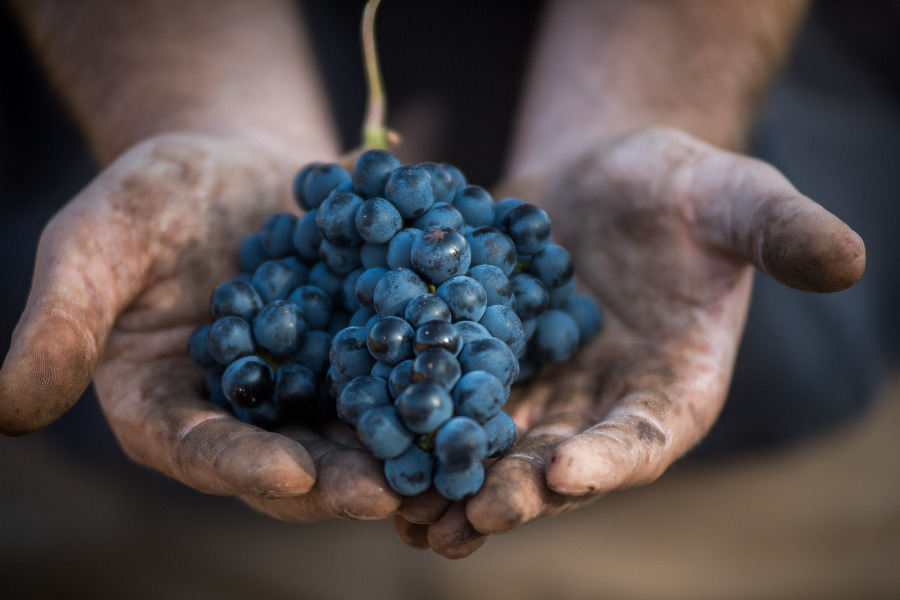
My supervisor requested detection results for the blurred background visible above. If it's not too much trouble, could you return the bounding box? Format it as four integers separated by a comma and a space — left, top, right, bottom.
2, 1, 899, 598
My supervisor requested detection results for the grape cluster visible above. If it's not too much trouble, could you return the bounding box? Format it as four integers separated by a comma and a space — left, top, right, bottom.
189, 149, 602, 501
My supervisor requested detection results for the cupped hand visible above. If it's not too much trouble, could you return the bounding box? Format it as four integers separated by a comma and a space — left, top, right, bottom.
396, 126, 865, 557
0, 132, 400, 520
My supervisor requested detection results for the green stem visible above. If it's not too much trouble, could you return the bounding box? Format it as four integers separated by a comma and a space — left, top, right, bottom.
362, 0, 389, 150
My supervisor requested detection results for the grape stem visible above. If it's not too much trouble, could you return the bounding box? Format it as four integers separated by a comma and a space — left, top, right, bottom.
361, 0, 396, 151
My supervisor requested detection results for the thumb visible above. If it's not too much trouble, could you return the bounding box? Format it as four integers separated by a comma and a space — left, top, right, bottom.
1, 174, 152, 435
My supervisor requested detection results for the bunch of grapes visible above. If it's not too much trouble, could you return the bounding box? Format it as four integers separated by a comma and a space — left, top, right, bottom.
189, 149, 602, 501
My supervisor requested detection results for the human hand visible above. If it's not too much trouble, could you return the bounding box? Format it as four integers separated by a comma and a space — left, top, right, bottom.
393, 126, 865, 557
0, 132, 400, 520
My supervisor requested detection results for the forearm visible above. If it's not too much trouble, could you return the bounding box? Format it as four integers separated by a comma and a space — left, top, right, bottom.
507, 0, 810, 178
8, 0, 337, 164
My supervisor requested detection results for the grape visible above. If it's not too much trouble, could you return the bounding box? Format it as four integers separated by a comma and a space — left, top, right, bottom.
548, 276, 576, 308
411, 202, 465, 231
189, 324, 218, 371
503, 203, 552, 255
434, 416, 487, 470
435, 275, 487, 322
482, 410, 517, 457
292, 209, 323, 262
458, 336, 519, 387
329, 326, 375, 379
352, 149, 400, 198
509, 273, 549, 320
252, 259, 299, 304
238, 232, 269, 273
385, 164, 434, 218
273, 363, 319, 419
340, 267, 365, 313
252, 300, 306, 356
318, 239, 362, 275
529, 243, 574, 289
384, 445, 434, 496
360, 241, 390, 269
260, 212, 299, 258
530, 309, 580, 363
370, 360, 395, 379
385, 227, 421, 270
404, 293, 452, 329
303, 163, 352, 210
409, 226, 471, 286
466, 226, 517, 275
395, 381, 454, 434
366, 315, 415, 365
478, 304, 525, 359
287, 285, 332, 331
433, 461, 485, 501
454, 320, 492, 346
232, 400, 282, 429
410, 347, 462, 390
307, 261, 344, 299
221, 355, 274, 409
207, 316, 255, 365
420, 161, 457, 204
292, 329, 332, 375
205, 371, 229, 409
355, 197, 403, 244
292, 162, 319, 211
388, 358, 414, 399
356, 404, 414, 459
373, 267, 428, 318
467, 264, 514, 309
336, 374, 390, 427
413, 320, 462, 355
452, 185, 494, 227
354, 266, 389, 311
453, 370, 506, 423
561, 293, 604, 343
281, 256, 311, 285
317, 190, 365, 247
327, 310, 353, 336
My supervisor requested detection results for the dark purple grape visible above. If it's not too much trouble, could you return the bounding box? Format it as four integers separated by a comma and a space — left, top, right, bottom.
410, 226, 471, 286
222, 355, 274, 409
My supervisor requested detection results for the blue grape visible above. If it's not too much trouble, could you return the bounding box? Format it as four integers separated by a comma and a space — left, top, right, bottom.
404, 293, 452, 329
458, 336, 519, 387
388, 358, 414, 399
336, 375, 390, 427
384, 445, 434, 496
286, 285, 332, 330
529, 243, 574, 289
454, 320, 492, 346
318, 239, 361, 275
327, 310, 352, 336
232, 400, 282, 429
292, 162, 319, 211
340, 267, 365, 313
252, 300, 306, 356
317, 190, 365, 247
307, 261, 344, 299
281, 256, 311, 286
355, 197, 403, 244
373, 268, 428, 318
453, 370, 506, 423
252, 259, 299, 303
503, 203, 552, 255
303, 163, 352, 210
385, 164, 435, 218
260, 211, 299, 258
189, 324, 218, 370
356, 404, 414, 459
509, 273, 549, 320
238, 232, 268, 273
548, 276, 577, 308
370, 360, 395, 379
354, 266, 389, 311
205, 370, 229, 409
433, 462, 485, 501
452, 185, 495, 227
395, 381, 454, 434
366, 315, 415, 366
434, 416, 487, 470
411, 202, 465, 231
466, 264, 514, 308
465, 226, 517, 276
413, 320, 461, 355
292, 329, 332, 375
530, 309, 580, 363
386, 227, 421, 269
410, 226, 471, 286
360, 241, 390, 269
350, 307, 375, 327
329, 326, 375, 379
222, 355, 274, 409
435, 276, 487, 322
492, 197, 526, 229
514, 354, 540, 385
420, 162, 457, 204
273, 363, 319, 419
483, 410, 517, 457
441, 163, 466, 189
561, 293, 603, 343
410, 348, 461, 390
292, 209, 322, 262
478, 304, 525, 359
352, 149, 400, 198
207, 316, 255, 365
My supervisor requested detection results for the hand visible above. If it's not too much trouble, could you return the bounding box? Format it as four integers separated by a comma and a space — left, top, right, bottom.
0, 131, 400, 520
394, 126, 865, 557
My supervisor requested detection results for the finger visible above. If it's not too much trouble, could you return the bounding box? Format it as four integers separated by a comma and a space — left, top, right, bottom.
393, 515, 431, 550
395, 486, 452, 524
466, 413, 596, 536
694, 141, 866, 293
427, 502, 488, 559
